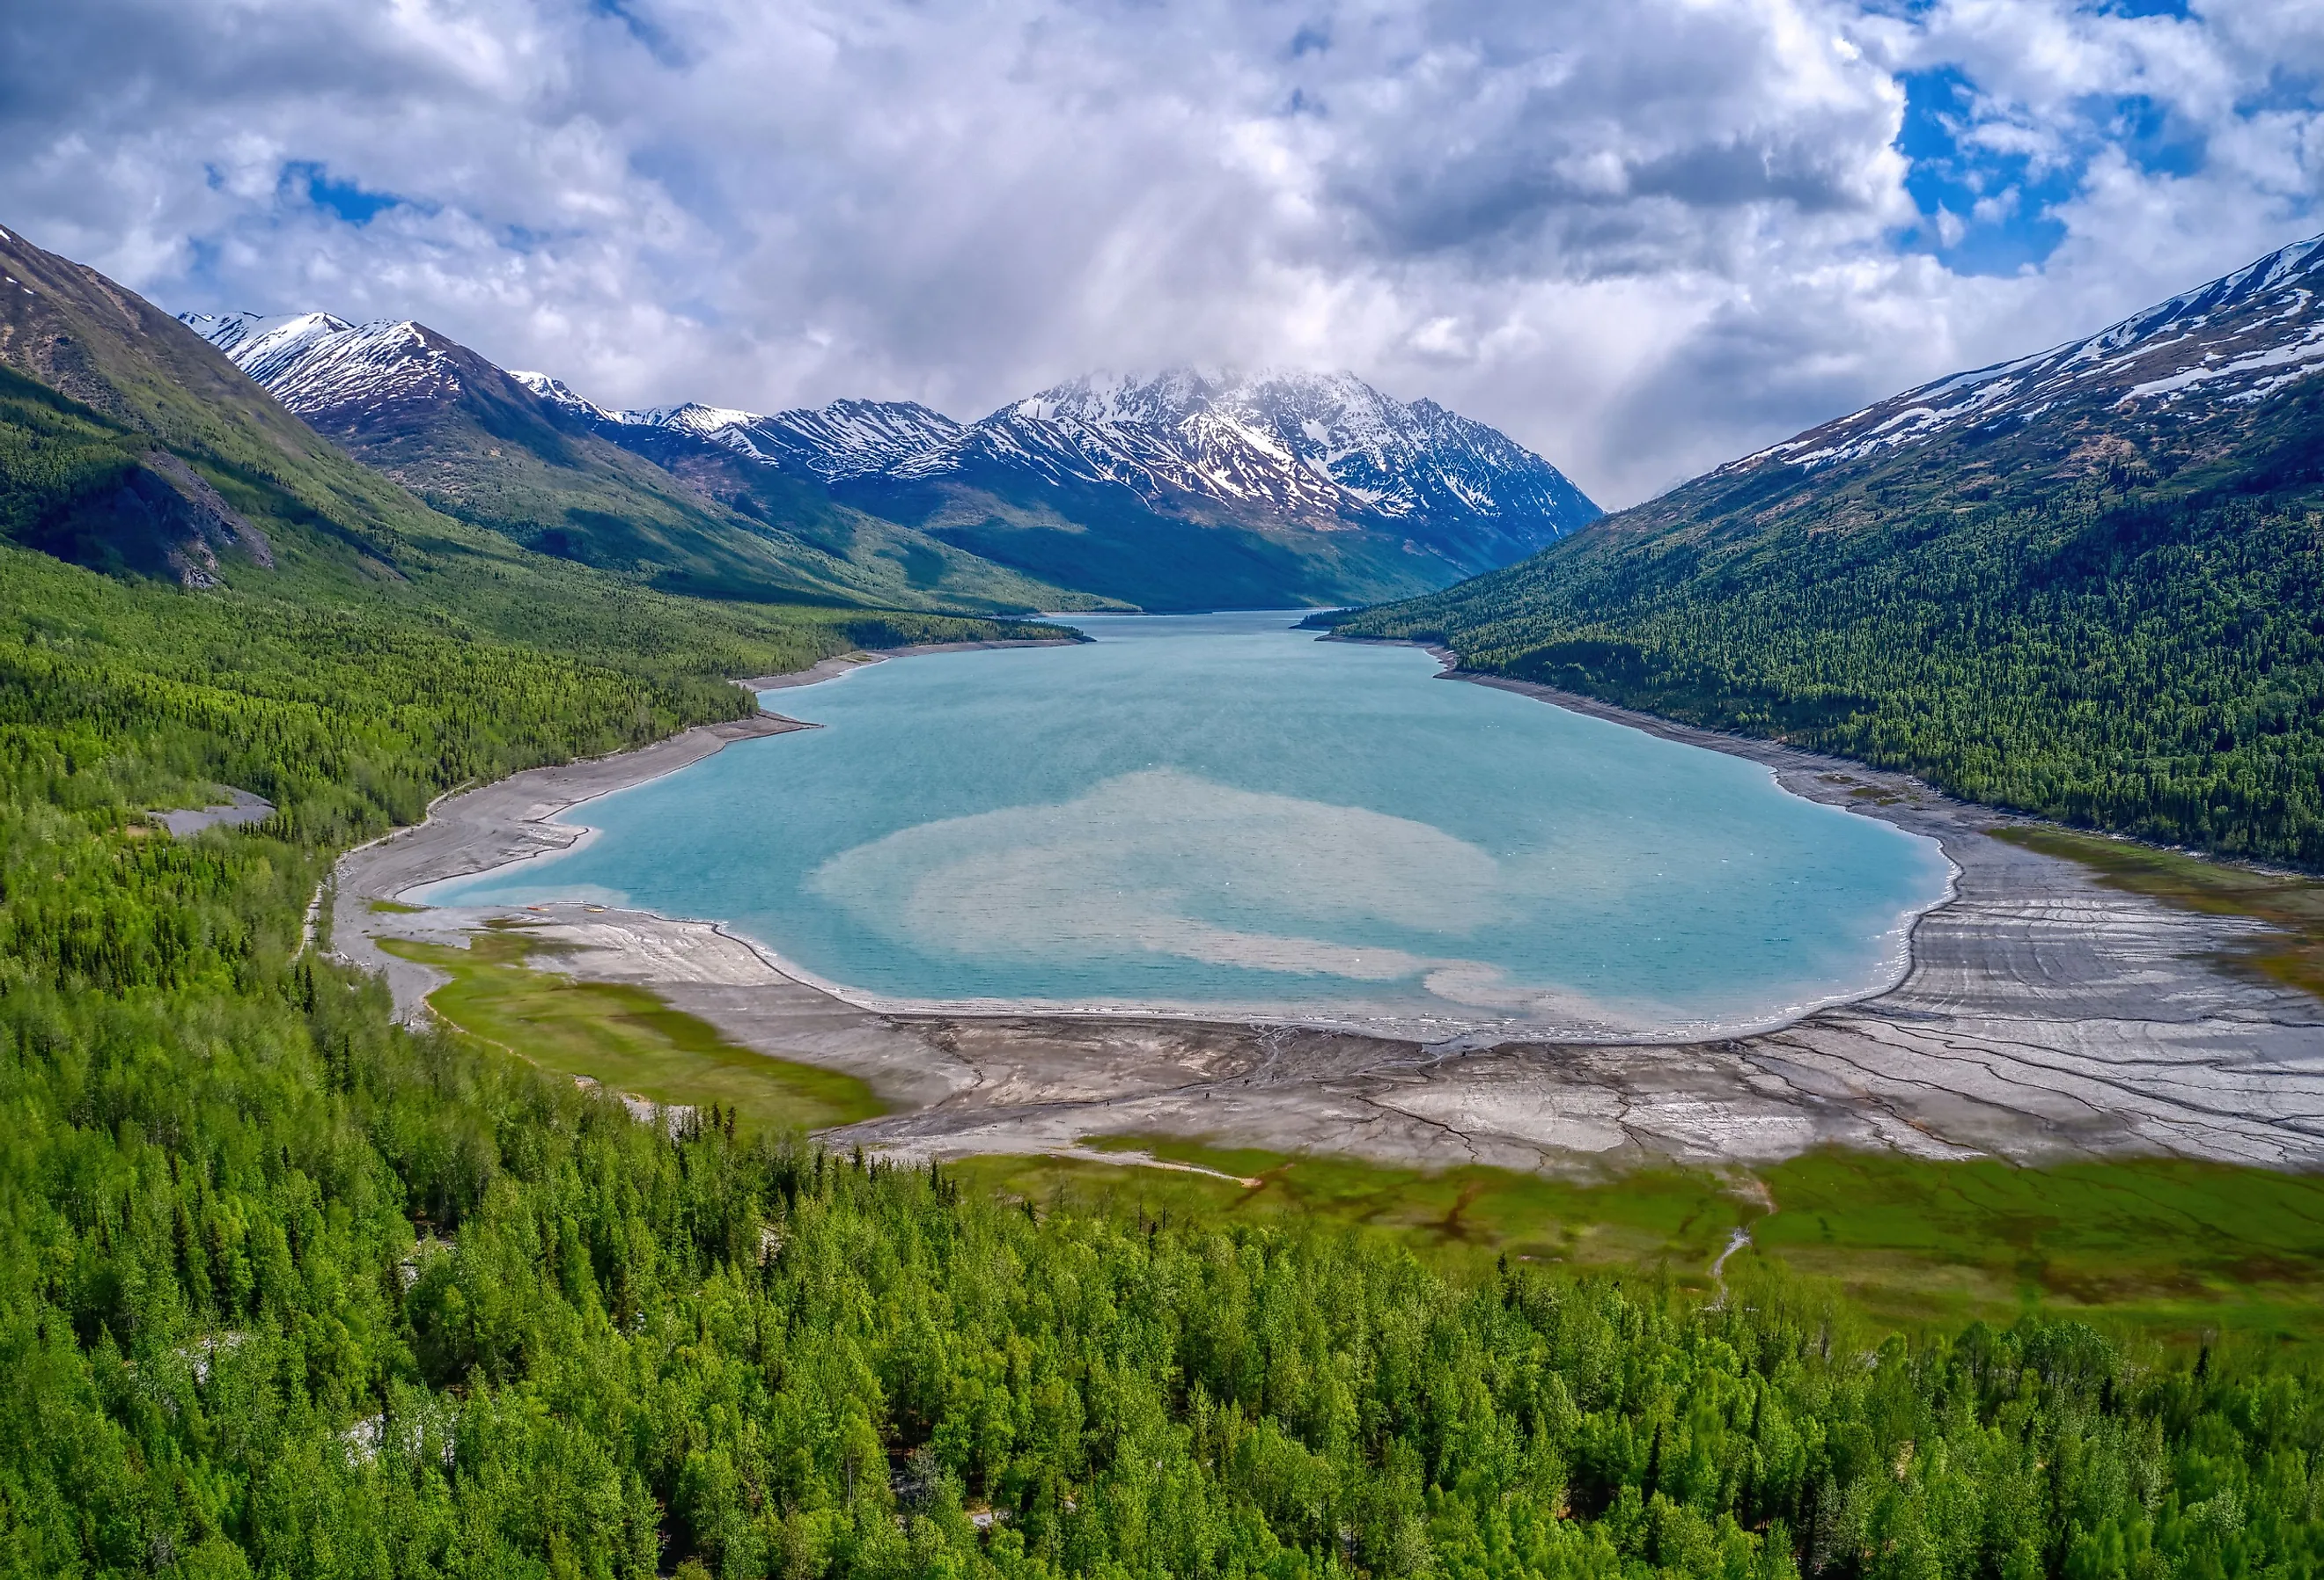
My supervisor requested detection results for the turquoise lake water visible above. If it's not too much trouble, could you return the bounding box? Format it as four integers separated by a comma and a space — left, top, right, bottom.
421, 611, 1953, 1040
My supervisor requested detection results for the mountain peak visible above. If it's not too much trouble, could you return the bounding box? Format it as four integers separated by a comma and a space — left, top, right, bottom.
627, 400, 766, 435
180, 310, 459, 423
923, 365, 1596, 551
508, 368, 620, 423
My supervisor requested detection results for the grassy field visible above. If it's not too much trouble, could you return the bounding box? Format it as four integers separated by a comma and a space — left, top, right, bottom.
949, 1138, 2324, 1352
379, 926, 884, 1132
1994, 823, 2324, 999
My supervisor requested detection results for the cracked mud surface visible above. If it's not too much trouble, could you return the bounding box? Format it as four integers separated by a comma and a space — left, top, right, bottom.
332, 658, 2324, 1173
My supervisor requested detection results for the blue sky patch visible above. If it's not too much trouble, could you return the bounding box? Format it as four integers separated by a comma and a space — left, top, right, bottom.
283, 161, 406, 226
589, 0, 684, 66
2106, 93, 2206, 178
1893, 68, 2070, 276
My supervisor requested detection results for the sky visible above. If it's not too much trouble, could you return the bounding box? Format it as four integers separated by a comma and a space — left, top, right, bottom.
4, 0, 2320, 507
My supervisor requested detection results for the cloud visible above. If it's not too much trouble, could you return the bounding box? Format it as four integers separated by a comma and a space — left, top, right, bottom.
2, 0, 2319, 504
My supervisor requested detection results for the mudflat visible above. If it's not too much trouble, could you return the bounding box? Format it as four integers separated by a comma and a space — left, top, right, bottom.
334, 643, 2324, 1173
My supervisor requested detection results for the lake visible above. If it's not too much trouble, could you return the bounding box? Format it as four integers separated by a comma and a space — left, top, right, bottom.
422, 611, 1953, 1040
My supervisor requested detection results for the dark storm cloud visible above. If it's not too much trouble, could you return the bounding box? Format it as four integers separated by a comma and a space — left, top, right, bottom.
1, 0, 2319, 505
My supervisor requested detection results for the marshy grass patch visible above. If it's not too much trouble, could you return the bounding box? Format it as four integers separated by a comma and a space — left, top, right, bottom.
958, 1138, 2324, 1350
379, 929, 884, 1132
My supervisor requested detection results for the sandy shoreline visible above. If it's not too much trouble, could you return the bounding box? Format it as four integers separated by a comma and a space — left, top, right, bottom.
335, 635, 2324, 1172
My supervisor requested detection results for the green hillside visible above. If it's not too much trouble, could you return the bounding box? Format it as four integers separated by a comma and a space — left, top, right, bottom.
0, 235, 498, 595
1334, 329, 2324, 868
576, 413, 1125, 613
842, 469, 1463, 613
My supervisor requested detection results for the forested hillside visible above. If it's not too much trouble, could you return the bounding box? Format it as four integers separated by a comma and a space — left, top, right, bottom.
1332, 239, 2324, 868
1, 502, 2317, 1580
8, 816, 2320, 1580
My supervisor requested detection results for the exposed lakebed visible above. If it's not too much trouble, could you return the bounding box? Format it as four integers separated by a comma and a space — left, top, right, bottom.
421, 612, 1952, 1040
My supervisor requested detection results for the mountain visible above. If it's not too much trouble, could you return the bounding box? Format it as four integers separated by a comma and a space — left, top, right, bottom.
507, 374, 1099, 609
1730, 233, 2324, 475
930, 368, 1593, 549
1332, 231, 2324, 867
180, 298, 1597, 613
585, 368, 1598, 611
182, 312, 1092, 613
0, 229, 518, 590
827, 368, 1600, 610
614, 393, 967, 481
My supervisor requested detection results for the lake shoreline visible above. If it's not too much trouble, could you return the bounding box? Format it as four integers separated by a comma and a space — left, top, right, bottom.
330, 638, 1079, 1016
338, 630, 2324, 1174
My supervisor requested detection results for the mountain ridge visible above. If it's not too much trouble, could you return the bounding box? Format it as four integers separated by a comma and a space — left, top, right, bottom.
457, 352, 1603, 609
1330, 229, 2324, 866
182, 310, 1096, 613
191, 303, 1601, 608
617, 365, 1600, 548
1721, 232, 2324, 481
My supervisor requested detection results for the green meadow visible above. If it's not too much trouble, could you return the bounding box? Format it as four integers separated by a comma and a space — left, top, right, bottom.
379, 926, 885, 1132
951, 1139, 2324, 1352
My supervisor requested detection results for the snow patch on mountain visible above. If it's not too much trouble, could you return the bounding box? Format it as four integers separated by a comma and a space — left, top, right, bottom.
182, 311, 461, 420
884, 368, 1598, 545
510, 369, 621, 424
620, 398, 967, 481
756, 399, 967, 481
1732, 231, 2324, 475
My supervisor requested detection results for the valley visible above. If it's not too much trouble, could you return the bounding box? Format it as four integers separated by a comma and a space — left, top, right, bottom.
7, 208, 2324, 1577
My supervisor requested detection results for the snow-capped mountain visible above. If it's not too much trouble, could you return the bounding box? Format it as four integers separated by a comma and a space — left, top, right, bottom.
183, 300, 1597, 603
540, 364, 1597, 568
1734, 232, 2324, 476
188, 303, 1594, 558
181, 312, 469, 425
511, 372, 967, 485
177, 307, 1091, 612
889, 369, 1599, 552
629, 398, 967, 481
